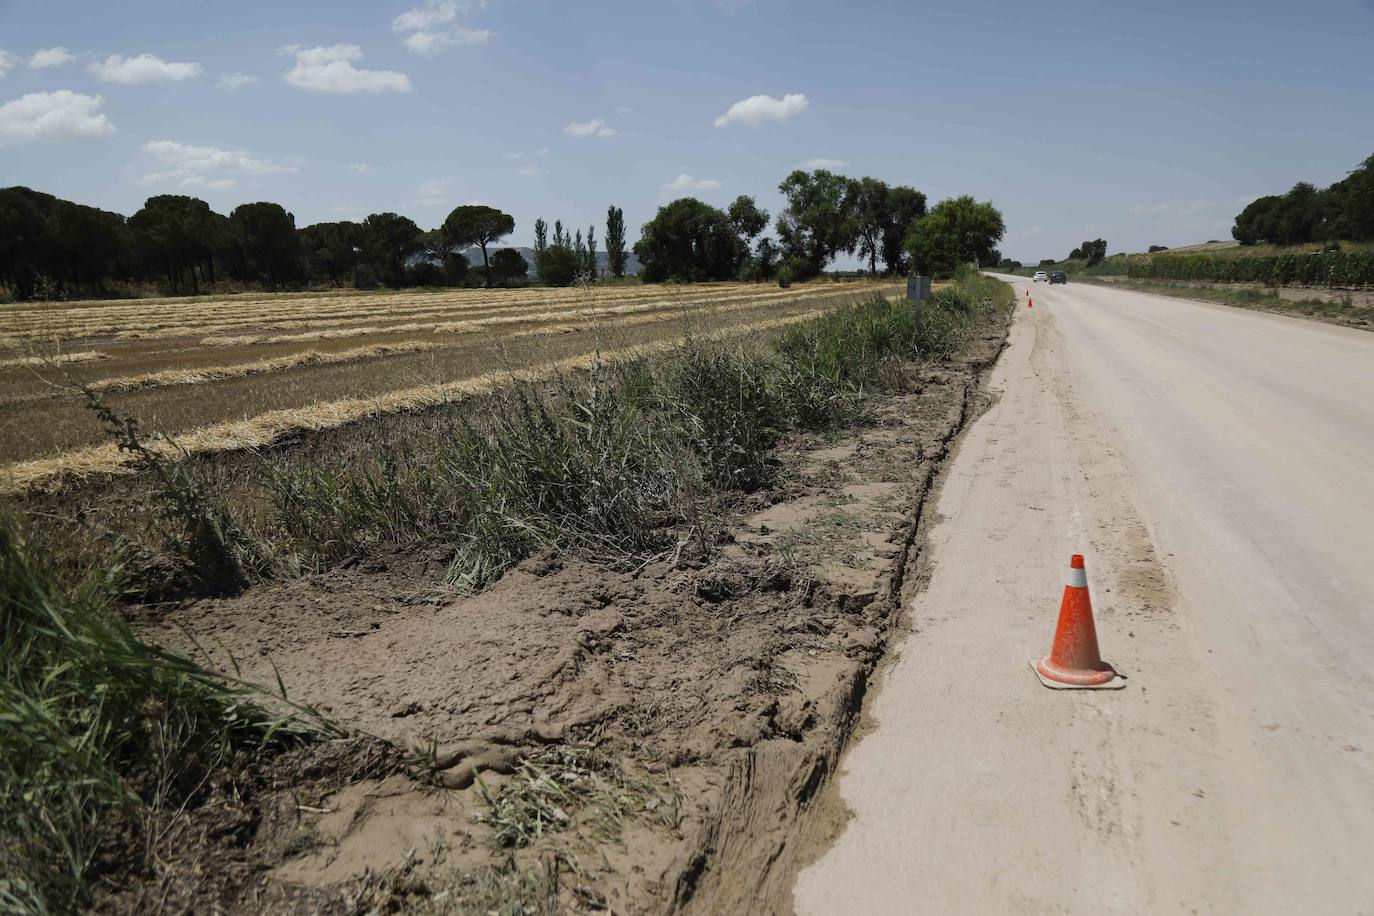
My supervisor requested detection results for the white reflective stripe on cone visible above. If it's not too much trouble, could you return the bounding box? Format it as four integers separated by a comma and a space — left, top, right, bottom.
1067, 567, 1088, 589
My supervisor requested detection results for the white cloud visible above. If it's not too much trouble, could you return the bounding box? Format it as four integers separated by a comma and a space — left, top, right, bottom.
714, 92, 808, 128
662, 174, 721, 193
536, 148, 549, 156
349, 162, 370, 173
798, 157, 845, 170
138, 139, 293, 191
30, 48, 76, 69
392, 0, 485, 32
517, 165, 547, 177
0, 90, 115, 145
394, 0, 491, 56
217, 72, 258, 90
0, 51, 18, 78
284, 45, 411, 93
564, 117, 616, 138
411, 177, 455, 207
89, 53, 201, 85
403, 27, 491, 56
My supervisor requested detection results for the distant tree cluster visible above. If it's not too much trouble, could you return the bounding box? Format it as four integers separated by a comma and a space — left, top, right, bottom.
4, 167, 1012, 299
1232, 153, 1374, 246
1068, 238, 1108, 266
0, 186, 521, 299
633, 170, 938, 284
531, 218, 599, 287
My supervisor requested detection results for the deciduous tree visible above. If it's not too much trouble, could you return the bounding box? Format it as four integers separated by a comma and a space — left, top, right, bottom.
880, 186, 927, 275
634, 197, 748, 283
775, 169, 858, 279
904, 195, 1005, 279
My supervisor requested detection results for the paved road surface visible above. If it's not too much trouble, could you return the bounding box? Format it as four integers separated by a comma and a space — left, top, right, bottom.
794, 279, 1374, 913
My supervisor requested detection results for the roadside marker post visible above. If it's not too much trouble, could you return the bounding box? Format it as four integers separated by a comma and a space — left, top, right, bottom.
1032, 554, 1125, 689
907, 275, 932, 325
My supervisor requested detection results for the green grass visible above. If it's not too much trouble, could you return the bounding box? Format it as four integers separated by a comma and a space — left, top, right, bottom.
0, 517, 331, 912
257, 270, 1011, 591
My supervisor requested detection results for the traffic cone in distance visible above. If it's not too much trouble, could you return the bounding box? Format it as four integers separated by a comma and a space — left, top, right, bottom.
1033, 554, 1125, 689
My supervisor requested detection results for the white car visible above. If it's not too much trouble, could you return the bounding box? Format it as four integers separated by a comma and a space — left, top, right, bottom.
1033, 270, 1049, 282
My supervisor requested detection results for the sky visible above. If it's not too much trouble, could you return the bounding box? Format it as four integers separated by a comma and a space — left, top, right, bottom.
1, 0, 1372, 264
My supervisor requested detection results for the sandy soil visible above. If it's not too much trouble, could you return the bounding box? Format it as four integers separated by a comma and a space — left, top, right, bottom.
795, 279, 1374, 912
109, 309, 1010, 913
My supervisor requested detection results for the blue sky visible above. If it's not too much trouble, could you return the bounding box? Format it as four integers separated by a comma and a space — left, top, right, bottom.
2, 0, 1372, 263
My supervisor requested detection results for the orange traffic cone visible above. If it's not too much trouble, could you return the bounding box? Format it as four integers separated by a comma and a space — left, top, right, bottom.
1033, 554, 1124, 689
1027, 296, 1033, 308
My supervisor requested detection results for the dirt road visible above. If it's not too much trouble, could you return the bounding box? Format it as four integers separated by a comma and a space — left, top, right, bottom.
794, 279, 1374, 912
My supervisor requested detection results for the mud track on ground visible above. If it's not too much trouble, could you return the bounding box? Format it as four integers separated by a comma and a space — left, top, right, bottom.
113, 315, 1009, 914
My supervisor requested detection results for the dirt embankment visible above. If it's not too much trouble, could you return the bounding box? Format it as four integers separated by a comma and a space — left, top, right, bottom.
109, 314, 1010, 914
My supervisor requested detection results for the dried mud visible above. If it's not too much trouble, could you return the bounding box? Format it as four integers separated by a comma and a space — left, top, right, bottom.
108, 316, 1010, 914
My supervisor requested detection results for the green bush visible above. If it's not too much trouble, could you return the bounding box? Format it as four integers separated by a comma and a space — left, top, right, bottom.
777, 266, 793, 288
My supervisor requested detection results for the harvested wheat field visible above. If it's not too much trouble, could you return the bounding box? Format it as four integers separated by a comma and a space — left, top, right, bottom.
3, 274, 1014, 913
0, 281, 896, 482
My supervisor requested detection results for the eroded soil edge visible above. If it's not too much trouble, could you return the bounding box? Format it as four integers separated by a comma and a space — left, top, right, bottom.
115, 315, 1009, 914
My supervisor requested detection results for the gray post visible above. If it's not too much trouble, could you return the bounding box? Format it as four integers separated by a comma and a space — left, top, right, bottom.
906, 275, 932, 322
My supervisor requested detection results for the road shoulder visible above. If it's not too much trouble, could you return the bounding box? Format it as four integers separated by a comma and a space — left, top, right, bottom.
794, 298, 1244, 913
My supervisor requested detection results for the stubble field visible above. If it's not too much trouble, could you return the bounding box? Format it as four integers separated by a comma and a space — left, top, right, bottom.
0, 280, 898, 491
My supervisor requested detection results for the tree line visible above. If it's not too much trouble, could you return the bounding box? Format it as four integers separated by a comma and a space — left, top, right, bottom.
0, 188, 537, 300
1232, 152, 1374, 246
2, 169, 1005, 301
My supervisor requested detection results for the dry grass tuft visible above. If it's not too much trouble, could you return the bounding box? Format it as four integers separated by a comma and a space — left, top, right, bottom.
89, 341, 446, 393
0, 350, 109, 369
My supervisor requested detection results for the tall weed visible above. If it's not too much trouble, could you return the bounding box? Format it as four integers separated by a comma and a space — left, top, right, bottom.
0, 517, 326, 911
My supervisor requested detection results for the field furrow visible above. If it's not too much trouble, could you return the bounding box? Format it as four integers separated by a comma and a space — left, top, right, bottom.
0, 280, 900, 486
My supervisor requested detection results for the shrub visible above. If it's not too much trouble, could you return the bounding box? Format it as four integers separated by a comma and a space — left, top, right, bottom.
777, 266, 793, 288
